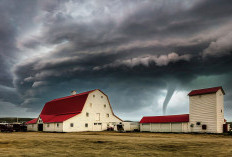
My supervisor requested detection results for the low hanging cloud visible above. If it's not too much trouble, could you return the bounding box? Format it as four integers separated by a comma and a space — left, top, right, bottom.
203, 32, 232, 57
94, 52, 191, 70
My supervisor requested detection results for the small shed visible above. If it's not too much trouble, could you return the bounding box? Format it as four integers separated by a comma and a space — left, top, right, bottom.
122, 121, 140, 132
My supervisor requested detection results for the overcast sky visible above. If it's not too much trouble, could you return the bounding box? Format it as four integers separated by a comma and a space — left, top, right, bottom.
0, 0, 232, 121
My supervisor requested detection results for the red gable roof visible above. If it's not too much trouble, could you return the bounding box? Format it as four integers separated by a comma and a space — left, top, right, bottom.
26, 89, 122, 124
188, 86, 225, 96
140, 114, 189, 123
26, 118, 38, 124
36, 90, 94, 123
40, 113, 79, 123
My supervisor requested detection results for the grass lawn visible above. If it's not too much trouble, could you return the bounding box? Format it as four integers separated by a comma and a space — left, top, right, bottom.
0, 132, 231, 157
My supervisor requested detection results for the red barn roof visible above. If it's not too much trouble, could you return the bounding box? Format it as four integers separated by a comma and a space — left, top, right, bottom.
40, 113, 79, 123
140, 114, 189, 123
25, 90, 94, 124
188, 86, 225, 96
26, 89, 122, 124
26, 118, 38, 124
39, 90, 94, 123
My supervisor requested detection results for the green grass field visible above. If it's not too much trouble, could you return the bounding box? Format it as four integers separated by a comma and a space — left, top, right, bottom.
0, 132, 231, 157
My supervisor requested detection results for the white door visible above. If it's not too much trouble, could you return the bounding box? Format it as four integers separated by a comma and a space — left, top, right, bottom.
151, 124, 160, 132
93, 123, 102, 131
171, 123, 182, 132
160, 123, 171, 132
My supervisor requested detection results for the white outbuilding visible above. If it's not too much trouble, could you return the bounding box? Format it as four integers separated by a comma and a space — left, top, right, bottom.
27, 89, 122, 132
122, 121, 140, 132
140, 86, 227, 133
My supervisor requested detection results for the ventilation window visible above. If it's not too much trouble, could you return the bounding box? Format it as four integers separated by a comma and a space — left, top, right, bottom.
85, 123, 88, 127
196, 122, 201, 125
106, 114, 109, 117
57, 123, 59, 127
86, 112, 89, 117
104, 104, 106, 108
70, 123, 74, 127
202, 125, 207, 130
93, 95, 95, 98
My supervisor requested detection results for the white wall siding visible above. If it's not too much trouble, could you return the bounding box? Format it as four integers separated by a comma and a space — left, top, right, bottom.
63, 90, 122, 132
141, 122, 190, 132
151, 123, 161, 132
160, 123, 171, 132
27, 124, 38, 131
43, 123, 63, 132
189, 93, 217, 133
140, 123, 150, 132
182, 122, 190, 132
123, 122, 140, 131
171, 123, 182, 132
216, 90, 225, 133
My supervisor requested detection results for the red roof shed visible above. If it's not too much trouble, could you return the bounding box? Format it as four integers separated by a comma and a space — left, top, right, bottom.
140, 114, 189, 123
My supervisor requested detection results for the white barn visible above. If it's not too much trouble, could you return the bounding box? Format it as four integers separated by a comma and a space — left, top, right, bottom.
140, 86, 227, 133
27, 89, 122, 132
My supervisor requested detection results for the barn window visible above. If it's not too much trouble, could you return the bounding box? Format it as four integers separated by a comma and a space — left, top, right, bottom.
98, 123, 102, 125
202, 125, 207, 130
57, 123, 59, 127
47, 124, 49, 127
85, 123, 88, 127
101, 96, 103, 98
106, 114, 109, 117
104, 104, 106, 108
94, 123, 97, 125
86, 112, 89, 117
196, 122, 201, 125
93, 95, 95, 98
70, 123, 74, 127
221, 109, 222, 113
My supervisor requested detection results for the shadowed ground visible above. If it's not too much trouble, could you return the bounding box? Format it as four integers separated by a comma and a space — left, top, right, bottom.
0, 132, 231, 157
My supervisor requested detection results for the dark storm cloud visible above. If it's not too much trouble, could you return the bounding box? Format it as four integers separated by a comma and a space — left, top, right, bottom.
1, 0, 232, 119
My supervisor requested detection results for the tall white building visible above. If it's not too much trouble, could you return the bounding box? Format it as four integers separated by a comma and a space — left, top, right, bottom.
189, 86, 225, 133
140, 86, 227, 133
27, 89, 122, 132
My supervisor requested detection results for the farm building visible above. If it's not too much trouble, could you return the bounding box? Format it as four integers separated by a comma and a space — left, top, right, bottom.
140, 86, 227, 133
26, 89, 122, 132
122, 121, 140, 132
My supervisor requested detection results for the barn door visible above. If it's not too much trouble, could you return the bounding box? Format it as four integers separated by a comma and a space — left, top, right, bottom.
93, 123, 102, 131
38, 124, 43, 131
